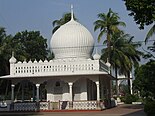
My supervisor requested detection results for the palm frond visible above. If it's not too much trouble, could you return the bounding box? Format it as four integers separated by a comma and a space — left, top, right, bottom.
145, 24, 155, 43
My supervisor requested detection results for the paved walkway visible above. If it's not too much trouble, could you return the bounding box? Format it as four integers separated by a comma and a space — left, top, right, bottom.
0, 104, 146, 116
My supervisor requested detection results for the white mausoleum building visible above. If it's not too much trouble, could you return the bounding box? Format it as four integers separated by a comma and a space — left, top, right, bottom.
0, 7, 115, 111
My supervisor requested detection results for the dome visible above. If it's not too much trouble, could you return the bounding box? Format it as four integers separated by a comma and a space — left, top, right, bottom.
9, 56, 16, 64
9, 52, 17, 64
93, 48, 101, 60
50, 18, 94, 60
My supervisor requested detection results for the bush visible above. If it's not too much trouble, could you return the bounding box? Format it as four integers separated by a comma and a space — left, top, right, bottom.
144, 100, 155, 116
120, 96, 125, 102
124, 94, 139, 104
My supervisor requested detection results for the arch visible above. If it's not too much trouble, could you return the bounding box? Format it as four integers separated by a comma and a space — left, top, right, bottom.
14, 79, 35, 102
73, 77, 97, 101
45, 78, 69, 102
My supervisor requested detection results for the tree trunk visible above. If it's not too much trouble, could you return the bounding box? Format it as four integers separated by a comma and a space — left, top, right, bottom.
115, 67, 119, 97
107, 33, 111, 62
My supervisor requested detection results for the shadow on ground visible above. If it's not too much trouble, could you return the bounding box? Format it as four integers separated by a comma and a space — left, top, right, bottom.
121, 104, 146, 116
0, 112, 43, 116
122, 110, 146, 116
122, 104, 144, 109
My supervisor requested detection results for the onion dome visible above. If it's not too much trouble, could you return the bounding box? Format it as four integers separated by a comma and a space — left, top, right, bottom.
50, 6, 94, 60
9, 52, 17, 64
93, 48, 101, 60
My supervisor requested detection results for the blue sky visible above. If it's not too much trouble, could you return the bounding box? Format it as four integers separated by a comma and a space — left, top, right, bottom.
0, 0, 152, 55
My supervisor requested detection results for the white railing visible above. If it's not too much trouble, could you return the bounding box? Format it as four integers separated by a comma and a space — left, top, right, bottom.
73, 100, 99, 110
10, 59, 109, 76
39, 102, 49, 110
12, 100, 102, 111
13, 102, 37, 111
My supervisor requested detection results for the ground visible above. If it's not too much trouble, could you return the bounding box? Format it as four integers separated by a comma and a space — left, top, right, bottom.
0, 104, 146, 116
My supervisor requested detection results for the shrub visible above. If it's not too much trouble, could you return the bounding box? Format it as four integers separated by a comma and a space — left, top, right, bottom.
144, 100, 155, 116
124, 94, 139, 104
120, 96, 125, 102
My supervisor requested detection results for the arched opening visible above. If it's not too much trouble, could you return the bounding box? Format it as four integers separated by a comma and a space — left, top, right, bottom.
40, 81, 47, 101
73, 78, 97, 101
46, 79, 69, 102
14, 80, 34, 102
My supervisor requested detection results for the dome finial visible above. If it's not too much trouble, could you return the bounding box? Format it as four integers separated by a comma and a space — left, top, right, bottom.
12, 51, 14, 57
71, 4, 74, 20
95, 47, 98, 54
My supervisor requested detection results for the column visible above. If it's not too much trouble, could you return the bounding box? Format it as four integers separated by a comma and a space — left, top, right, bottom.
68, 82, 73, 101
36, 84, 40, 102
96, 81, 100, 101
130, 78, 133, 94
11, 84, 15, 102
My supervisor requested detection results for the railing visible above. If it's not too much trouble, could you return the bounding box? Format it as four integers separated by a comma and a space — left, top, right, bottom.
13, 102, 37, 111
11, 100, 103, 111
73, 100, 99, 110
39, 102, 49, 110
10, 59, 110, 76
99, 60, 109, 73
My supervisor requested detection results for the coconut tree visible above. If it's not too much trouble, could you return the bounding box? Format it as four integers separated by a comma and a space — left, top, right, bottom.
145, 24, 155, 57
52, 12, 77, 34
145, 24, 155, 43
94, 8, 126, 61
101, 32, 142, 95
118, 36, 142, 94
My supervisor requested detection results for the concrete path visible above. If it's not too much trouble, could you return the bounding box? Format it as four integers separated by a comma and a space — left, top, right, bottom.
0, 104, 146, 116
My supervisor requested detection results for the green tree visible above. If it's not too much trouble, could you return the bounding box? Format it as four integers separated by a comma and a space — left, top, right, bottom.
52, 12, 77, 34
94, 8, 126, 61
101, 32, 142, 95
0, 29, 48, 99
123, 0, 155, 29
118, 35, 142, 94
0, 27, 12, 75
123, 0, 155, 56
134, 60, 155, 98
0, 27, 12, 99
12, 30, 48, 61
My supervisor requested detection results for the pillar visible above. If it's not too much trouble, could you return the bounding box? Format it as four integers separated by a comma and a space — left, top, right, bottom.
130, 78, 133, 94
96, 81, 100, 101
36, 84, 40, 102
11, 84, 15, 102
68, 82, 73, 101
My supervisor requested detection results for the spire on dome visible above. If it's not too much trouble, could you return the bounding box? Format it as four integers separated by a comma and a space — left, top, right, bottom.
95, 48, 98, 54
12, 51, 14, 57
71, 4, 74, 20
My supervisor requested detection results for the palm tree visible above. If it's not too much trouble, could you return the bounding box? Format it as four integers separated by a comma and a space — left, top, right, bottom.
101, 32, 142, 95
52, 12, 77, 34
145, 24, 155, 43
145, 23, 155, 57
118, 36, 142, 94
94, 8, 126, 61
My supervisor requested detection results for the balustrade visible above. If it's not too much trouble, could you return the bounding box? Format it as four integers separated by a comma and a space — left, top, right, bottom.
12, 100, 100, 111
10, 59, 109, 76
